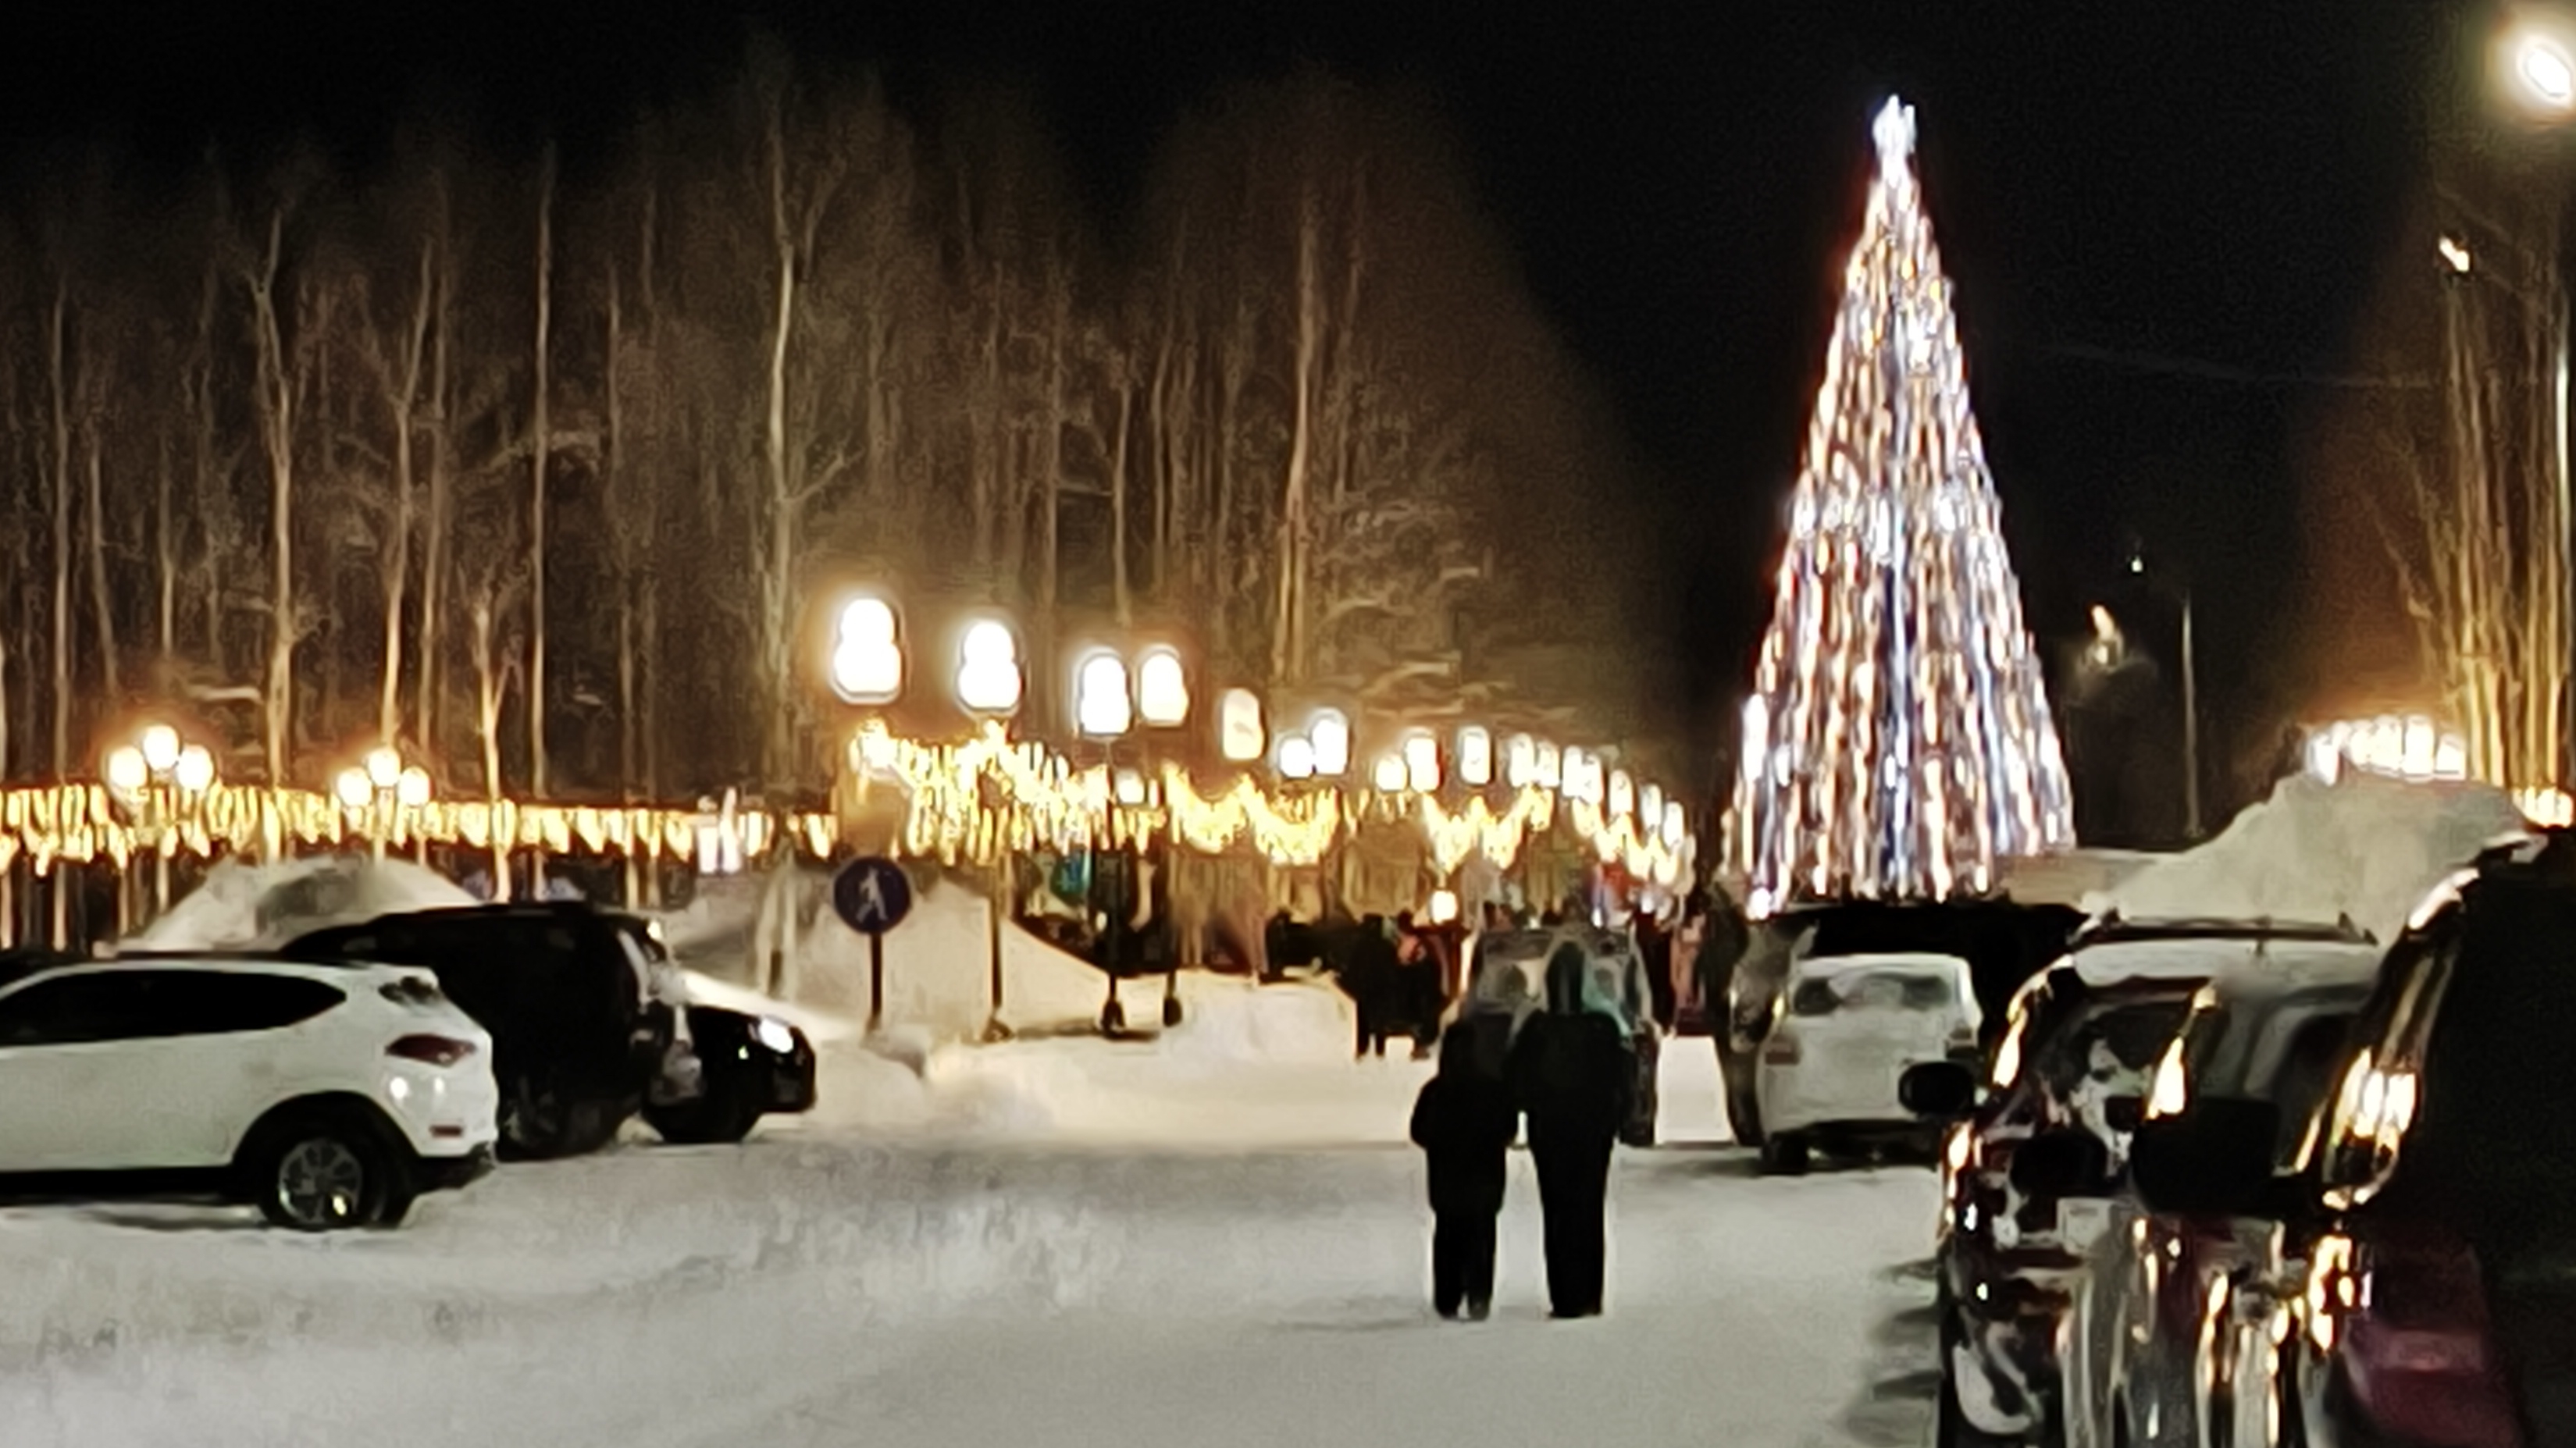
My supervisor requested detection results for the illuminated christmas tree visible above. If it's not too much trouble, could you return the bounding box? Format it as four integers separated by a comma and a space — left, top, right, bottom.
1729, 98, 2075, 913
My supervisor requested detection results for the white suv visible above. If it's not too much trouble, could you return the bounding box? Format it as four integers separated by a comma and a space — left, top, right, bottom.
0, 956, 500, 1229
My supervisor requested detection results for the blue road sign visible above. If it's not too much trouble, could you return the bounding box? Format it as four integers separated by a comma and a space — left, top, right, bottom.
831, 856, 914, 937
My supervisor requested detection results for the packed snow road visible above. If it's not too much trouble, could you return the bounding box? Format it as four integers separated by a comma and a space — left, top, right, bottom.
0, 989, 1943, 1447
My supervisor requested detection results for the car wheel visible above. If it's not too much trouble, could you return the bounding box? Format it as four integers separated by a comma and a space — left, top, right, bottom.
249, 1112, 397, 1232
501, 1074, 624, 1160
645, 1082, 758, 1145
1758, 1131, 1810, 1176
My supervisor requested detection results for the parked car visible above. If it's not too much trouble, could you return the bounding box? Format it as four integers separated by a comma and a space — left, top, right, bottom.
1754, 948, 1980, 1174
0, 955, 497, 1229
1726, 899, 2082, 1148
1903, 919, 2374, 1448
2054, 938, 2380, 1448
2133, 834, 2576, 1448
281, 902, 718, 1156
1459, 925, 1661, 1145
625, 917, 818, 1144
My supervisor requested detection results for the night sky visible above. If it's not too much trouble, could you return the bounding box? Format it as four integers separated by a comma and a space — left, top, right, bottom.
2, 2, 2459, 806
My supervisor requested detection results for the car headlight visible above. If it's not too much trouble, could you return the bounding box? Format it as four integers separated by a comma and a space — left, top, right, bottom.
753, 1016, 797, 1055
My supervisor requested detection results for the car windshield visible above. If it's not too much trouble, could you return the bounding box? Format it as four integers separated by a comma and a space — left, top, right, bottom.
2179, 986, 2367, 1161
1790, 969, 1958, 1016
2031, 991, 2194, 1102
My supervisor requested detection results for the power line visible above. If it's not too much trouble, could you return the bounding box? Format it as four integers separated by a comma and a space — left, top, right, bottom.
2026, 340, 2442, 390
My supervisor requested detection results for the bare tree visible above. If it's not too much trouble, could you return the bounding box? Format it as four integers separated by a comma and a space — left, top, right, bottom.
528, 144, 556, 798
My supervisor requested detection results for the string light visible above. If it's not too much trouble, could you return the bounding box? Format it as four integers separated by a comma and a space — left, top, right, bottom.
1729, 96, 2075, 908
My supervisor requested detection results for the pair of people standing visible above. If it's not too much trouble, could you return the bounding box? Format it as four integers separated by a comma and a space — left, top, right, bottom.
1408, 943, 1637, 1321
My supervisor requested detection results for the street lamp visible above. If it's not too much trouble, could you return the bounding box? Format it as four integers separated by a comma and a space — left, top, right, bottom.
954, 617, 1024, 717
830, 593, 904, 706
1276, 734, 1317, 781
2509, 22, 2576, 116
104, 724, 217, 922
337, 749, 431, 863
1504, 733, 1536, 789
1372, 754, 1409, 793
1135, 646, 1189, 730
1456, 726, 1493, 788
1219, 688, 1267, 764
2123, 545, 2202, 839
1307, 709, 1351, 779
1073, 650, 1132, 738
1402, 733, 1441, 792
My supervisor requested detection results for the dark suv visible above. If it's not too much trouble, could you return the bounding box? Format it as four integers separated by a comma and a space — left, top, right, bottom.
283, 902, 813, 1157
2135, 834, 2576, 1448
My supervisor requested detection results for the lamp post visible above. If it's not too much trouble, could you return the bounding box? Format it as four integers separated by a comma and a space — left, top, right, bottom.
955, 616, 1024, 1043
105, 724, 218, 927
336, 746, 431, 864
2123, 547, 2202, 840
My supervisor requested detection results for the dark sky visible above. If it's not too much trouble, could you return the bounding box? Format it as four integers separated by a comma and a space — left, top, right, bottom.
2, 2, 2457, 796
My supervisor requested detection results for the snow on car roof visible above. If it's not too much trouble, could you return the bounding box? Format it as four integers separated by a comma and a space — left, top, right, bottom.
0, 954, 431, 993
2204, 941, 2384, 999
2063, 934, 2376, 989
1786, 950, 1971, 981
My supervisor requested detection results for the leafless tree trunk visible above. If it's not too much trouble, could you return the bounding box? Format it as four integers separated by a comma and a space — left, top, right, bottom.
155, 432, 176, 681
45, 284, 72, 774
529, 144, 555, 798
241, 208, 301, 785
370, 234, 433, 746
1271, 181, 1322, 685
415, 184, 454, 760
82, 422, 119, 703
1108, 347, 1135, 626
465, 558, 523, 902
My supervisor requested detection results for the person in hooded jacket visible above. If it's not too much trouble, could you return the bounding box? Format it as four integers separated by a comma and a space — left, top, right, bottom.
1409, 1023, 1519, 1320
1505, 942, 1637, 1318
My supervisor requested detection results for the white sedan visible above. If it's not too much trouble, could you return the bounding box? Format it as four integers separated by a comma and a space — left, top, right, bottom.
0, 955, 498, 1228
1755, 951, 1979, 1173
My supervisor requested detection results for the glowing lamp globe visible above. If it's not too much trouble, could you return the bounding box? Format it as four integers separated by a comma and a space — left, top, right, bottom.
1136, 646, 1190, 728
1609, 769, 1635, 819
1276, 734, 1317, 781
1074, 652, 1132, 738
365, 746, 403, 790
830, 595, 904, 705
1403, 734, 1441, 792
1308, 710, 1352, 778
955, 619, 1024, 716
1535, 742, 1562, 791
1372, 755, 1409, 793
1505, 734, 1536, 789
397, 767, 433, 808
334, 769, 372, 810
140, 724, 182, 774
1457, 726, 1493, 788
173, 745, 215, 793
1220, 688, 1266, 763
105, 746, 148, 795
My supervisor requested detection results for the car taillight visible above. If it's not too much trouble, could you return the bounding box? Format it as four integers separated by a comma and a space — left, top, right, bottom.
2342, 1229, 2521, 1448
387, 1034, 477, 1068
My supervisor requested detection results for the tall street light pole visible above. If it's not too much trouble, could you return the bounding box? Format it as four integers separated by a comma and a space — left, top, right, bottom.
2127, 550, 2201, 841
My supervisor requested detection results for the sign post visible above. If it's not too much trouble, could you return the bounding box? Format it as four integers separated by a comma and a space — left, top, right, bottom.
830, 856, 914, 1032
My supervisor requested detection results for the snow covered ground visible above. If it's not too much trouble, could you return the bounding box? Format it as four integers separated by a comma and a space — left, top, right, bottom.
0, 980, 1937, 1447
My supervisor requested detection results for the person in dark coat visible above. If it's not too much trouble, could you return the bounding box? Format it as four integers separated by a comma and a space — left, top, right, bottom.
1343, 916, 1400, 1057
1409, 1023, 1518, 1320
1506, 943, 1636, 1318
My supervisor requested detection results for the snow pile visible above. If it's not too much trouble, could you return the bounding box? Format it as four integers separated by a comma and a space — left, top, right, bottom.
124, 855, 475, 953
2096, 773, 2529, 945
678, 969, 861, 1045
654, 866, 1112, 1041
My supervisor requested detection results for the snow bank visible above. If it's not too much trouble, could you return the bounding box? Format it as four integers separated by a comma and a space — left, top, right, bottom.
125, 856, 475, 953
653, 866, 1113, 1042
677, 970, 861, 1045
2097, 773, 2529, 945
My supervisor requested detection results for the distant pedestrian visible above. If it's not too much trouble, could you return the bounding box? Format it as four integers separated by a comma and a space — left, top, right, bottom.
1507, 942, 1635, 1319
1410, 1023, 1519, 1321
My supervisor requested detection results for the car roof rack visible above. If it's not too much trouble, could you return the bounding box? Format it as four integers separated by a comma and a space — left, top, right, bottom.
2071, 909, 2375, 948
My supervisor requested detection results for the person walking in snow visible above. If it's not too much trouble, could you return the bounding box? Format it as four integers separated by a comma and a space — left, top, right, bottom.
1409, 1023, 1519, 1320
1506, 942, 1635, 1319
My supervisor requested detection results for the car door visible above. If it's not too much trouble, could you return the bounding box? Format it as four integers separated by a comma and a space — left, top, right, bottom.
0, 973, 153, 1170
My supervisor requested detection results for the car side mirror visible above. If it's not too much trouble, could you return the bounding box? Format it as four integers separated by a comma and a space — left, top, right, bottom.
1900, 1060, 1980, 1119
2102, 1095, 2145, 1134
2130, 1098, 2288, 1218
2011, 1127, 2113, 1199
